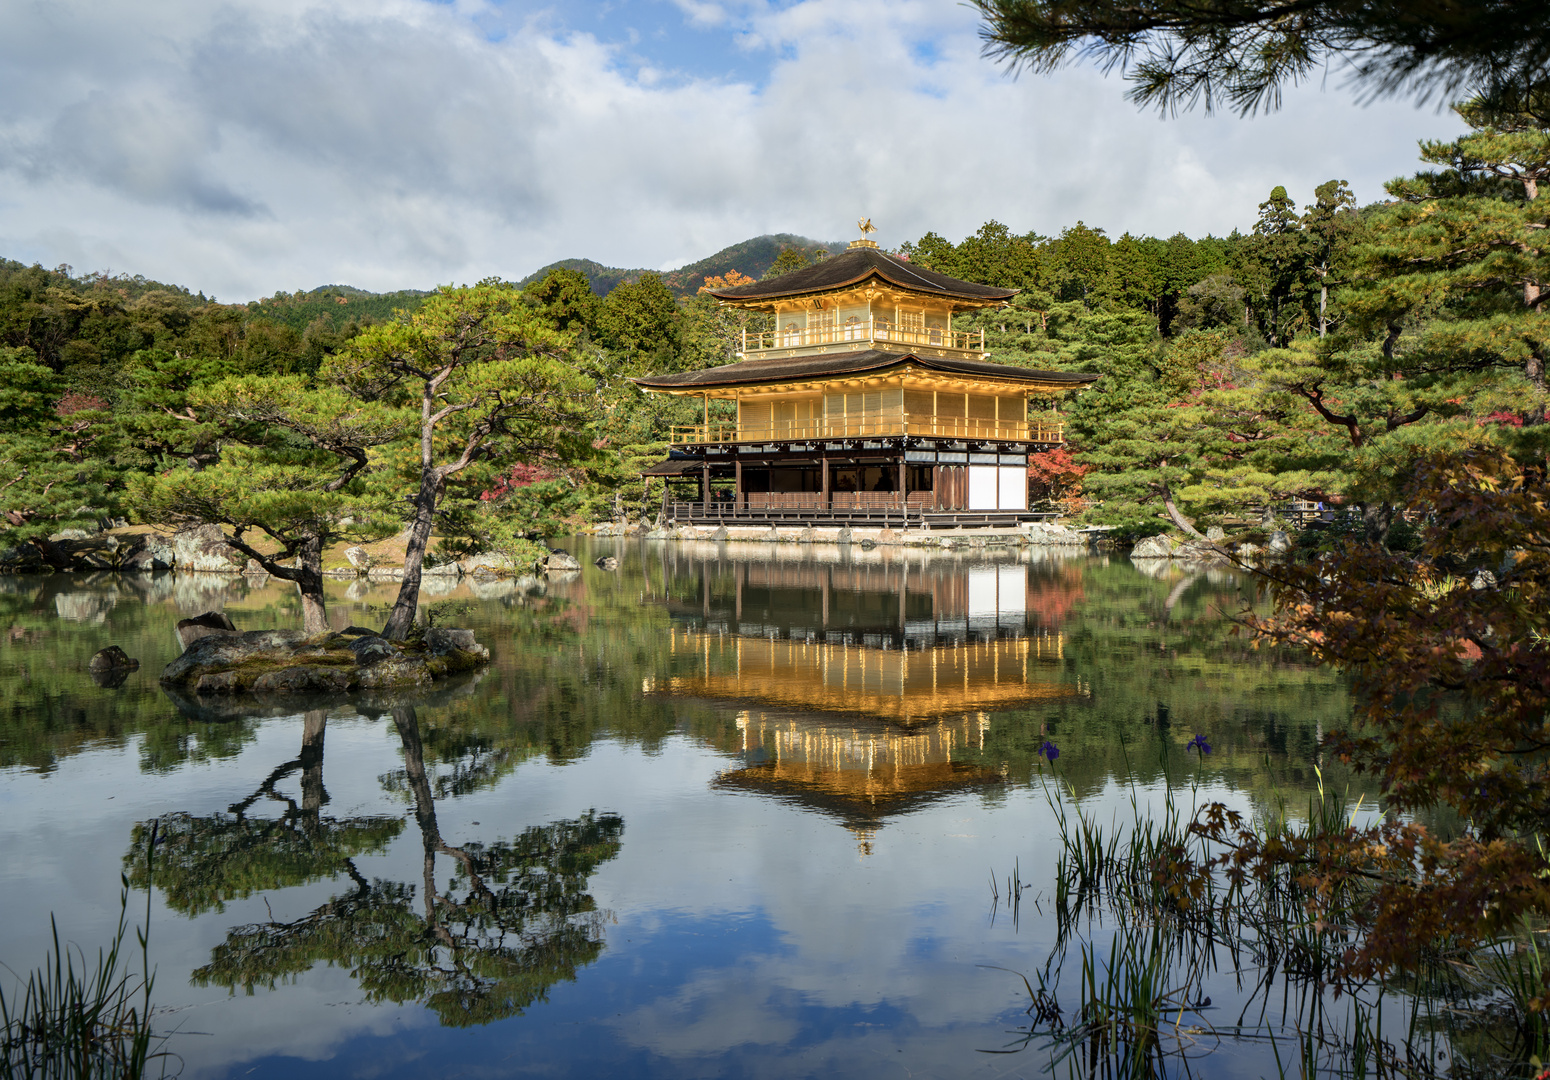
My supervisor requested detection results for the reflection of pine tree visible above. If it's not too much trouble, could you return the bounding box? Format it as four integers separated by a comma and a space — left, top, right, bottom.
126, 712, 403, 916
184, 707, 623, 1027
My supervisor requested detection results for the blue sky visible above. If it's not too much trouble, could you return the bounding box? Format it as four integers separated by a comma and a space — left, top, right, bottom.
0, 0, 1461, 301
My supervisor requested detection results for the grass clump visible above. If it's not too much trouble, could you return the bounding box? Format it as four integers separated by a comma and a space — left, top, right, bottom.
1, 828, 173, 1080
989, 748, 1550, 1078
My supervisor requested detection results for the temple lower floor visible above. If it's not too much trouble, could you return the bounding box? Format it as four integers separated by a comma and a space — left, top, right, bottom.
648, 436, 1050, 526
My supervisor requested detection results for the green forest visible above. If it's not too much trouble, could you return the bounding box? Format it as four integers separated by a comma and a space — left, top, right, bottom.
0, 89, 1544, 561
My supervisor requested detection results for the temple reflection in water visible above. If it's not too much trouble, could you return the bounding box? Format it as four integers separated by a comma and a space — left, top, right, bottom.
644, 548, 1087, 839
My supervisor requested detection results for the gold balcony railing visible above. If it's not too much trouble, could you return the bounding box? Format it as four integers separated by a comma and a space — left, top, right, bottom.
743, 319, 984, 355
669, 417, 1064, 444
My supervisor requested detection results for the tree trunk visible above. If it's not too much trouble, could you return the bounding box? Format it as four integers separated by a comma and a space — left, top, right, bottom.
222, 529, 331, 633
294, 535, 328, 635
1526, 350, 1546, 425
382, 466, 441, 641
1361, 503, 1395, 545
1159, 479, 1207, 540
300, 710, 328, 833
392, 706, 441, 849
1319, 282, 1329, 338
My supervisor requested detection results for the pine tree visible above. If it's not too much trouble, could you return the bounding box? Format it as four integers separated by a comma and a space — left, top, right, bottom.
329, 282, 598, 641
1251, 186, 1313, 347
0, 348, 115, 564
596, 273, 682, 376
1345, 90, 1550, 426
1300, 179, 1360, 338
133, 377, 406, 633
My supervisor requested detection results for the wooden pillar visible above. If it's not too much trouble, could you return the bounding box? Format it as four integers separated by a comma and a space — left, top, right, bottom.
734, 458, 742, 510
821, 454, 830, 509
702, 462, 710, 507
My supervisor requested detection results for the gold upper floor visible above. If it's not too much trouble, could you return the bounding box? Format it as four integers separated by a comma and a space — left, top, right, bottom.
741, 286, 981, 362
671, 378, 1064, 445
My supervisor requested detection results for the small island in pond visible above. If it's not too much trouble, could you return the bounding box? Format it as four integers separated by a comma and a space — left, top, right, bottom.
161, 614, 489, 696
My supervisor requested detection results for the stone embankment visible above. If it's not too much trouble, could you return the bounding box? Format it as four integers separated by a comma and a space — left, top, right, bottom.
1128, 526, 1294, 565
160, 617, 490, 696
0, 522, 577, 580
5, 519, 1102, 576
603, 520, 1096, 550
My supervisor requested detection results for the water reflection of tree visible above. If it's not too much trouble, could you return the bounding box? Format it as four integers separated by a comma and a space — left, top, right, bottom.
127, 711, 402, 915
150, 706, 623, 1027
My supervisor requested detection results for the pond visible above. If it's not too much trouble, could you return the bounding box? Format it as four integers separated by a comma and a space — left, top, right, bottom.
0, 538, 1361, 1078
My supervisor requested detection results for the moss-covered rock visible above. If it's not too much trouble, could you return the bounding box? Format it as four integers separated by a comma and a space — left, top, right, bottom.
160, 625, 489, 696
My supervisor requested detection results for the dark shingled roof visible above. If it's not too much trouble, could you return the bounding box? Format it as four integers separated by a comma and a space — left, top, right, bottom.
631, 349, 1099, 390
706, 246, 1017, 305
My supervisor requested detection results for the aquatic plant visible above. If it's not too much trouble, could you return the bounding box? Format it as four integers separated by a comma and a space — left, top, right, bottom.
0, 827, 171, 1079
989, 756, 1550, 1078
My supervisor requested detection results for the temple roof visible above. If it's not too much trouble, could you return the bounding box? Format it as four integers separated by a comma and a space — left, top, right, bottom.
705, 246, 1017, 307
631, 349, 1099, 391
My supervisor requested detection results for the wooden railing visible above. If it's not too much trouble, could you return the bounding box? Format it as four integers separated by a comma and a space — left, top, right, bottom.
743, 319, 984, 355
670, 418, 1064, 444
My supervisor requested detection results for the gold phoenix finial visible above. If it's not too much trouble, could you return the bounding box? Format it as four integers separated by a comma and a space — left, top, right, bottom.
858, 217, 876, 238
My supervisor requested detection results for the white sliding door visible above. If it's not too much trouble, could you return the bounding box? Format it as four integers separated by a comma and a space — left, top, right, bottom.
998, 466, 1028, 510
968, 466, 999, 509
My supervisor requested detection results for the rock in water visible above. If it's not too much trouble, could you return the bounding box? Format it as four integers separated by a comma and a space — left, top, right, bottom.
88, 645, 140, 687
176, 610, 240, 648
345, 546, 372, 572
543, 549, 581, 572
1267, 530, 1293, 555
1205, 526, 1226, 542
88, 645, 138, 672
595, 556, 618, 570
1131, 535, 1176, 560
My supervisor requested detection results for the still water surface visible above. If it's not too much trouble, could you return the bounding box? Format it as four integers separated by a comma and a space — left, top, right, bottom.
0, 540, 1354, 1078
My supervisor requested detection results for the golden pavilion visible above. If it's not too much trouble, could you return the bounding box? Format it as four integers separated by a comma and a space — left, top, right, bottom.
643, 551, 1086, 835
634, 233, 1098, 528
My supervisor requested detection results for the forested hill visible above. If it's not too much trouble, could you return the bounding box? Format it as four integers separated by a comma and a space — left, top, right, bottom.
244, 285, 433, 332
518, 233, 846, 298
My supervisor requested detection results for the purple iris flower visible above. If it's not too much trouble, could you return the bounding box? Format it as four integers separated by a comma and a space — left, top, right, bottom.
1188, 734, 1213, 755
1039, 740, 1060, 762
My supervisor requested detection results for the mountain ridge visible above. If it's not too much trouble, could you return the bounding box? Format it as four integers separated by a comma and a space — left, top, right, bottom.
517, 233, 848, 298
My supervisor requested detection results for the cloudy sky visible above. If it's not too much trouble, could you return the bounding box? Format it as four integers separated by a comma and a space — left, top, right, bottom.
0, 0, 1462, 301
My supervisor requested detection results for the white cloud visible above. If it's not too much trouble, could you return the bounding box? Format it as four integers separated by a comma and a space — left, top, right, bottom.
0, 0, 1462, 301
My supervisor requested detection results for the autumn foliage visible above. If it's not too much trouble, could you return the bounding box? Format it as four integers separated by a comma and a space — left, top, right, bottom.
1173, 452, 1550, 990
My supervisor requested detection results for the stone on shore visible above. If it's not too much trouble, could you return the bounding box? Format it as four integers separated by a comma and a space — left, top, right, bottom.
172, 525, 248, 573
543, 549, 581, 572
1021, 522, 1087, 546
1130, 534, 1176, 560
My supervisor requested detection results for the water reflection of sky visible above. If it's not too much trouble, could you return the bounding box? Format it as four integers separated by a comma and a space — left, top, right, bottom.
0, 542, 1345, 1078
